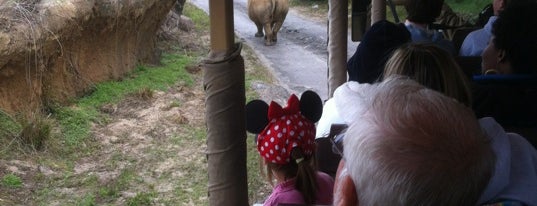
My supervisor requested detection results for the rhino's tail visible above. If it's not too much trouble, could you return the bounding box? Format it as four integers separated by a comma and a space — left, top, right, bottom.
270, 0, 277, 17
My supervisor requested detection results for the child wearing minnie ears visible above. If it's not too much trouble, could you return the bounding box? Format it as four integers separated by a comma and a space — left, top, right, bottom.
246, 91, 334, 206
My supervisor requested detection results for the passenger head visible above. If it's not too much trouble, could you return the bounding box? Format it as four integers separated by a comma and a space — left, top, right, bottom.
482, 1, 537, 74
493, 0, 535, 15
246, 92, 323, 204
383, 42, 472, 107
336, 76, 495, 205
347, 20, 411, 83
405, 0, 445, 24
493, 0, 507, 15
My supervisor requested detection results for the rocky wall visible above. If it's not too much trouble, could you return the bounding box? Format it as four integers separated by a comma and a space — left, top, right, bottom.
0, 0, 176, 114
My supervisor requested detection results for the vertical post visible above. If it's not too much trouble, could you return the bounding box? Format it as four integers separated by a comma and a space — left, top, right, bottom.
371, 0, 386, 25
327, 0, 348, 98
209, 0, 235, 53
205, 0, 248, 205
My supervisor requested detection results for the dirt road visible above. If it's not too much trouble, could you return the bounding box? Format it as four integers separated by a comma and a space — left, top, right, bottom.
189, 0, 359, 101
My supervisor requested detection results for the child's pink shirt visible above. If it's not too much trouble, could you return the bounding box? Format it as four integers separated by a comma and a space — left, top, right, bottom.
263, 172, 334, 206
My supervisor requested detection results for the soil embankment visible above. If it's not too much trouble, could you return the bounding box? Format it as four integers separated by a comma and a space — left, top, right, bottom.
0, 0, 176, 114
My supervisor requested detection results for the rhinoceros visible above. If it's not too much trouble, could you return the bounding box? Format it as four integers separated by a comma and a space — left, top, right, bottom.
247, 0, 289, 46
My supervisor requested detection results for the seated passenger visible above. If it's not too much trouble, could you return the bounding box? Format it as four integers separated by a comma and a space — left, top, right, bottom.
316, 43, 473, 178
480, 1, 537, 75
346, 20, 410, 83
384, 42, 472, 107
318, 42, 471, 139
404, 0, 456, 54
333, 77, 537, 206
459, 0, 508, 57
246, 92, 334, 206
435, 3, 472, 40
473, 1, 537, 141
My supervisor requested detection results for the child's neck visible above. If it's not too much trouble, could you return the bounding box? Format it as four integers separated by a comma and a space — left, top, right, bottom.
273, 170, 290, 184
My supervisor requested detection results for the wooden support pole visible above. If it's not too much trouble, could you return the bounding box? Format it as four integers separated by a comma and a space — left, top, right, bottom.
327, 0, 348, 98
205, 1, 248, 205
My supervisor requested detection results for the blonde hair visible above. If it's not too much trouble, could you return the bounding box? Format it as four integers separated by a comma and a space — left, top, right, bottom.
384, 42, 472, 106
263, 148, 318, 204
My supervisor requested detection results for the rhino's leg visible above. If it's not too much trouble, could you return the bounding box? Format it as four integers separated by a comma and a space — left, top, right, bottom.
264, 23, 275, 46
272, 21, 284, 42
255, 22, 264, 37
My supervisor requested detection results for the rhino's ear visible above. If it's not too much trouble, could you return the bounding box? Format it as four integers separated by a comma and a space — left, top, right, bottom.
246, 100, 269, 134
299, 90, 323, 123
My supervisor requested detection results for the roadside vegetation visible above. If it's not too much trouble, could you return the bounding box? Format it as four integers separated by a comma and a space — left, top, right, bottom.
291, 0, 491, 24
0, 2, 272, 205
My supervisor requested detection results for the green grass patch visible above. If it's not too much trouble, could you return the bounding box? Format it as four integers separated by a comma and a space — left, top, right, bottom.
446, 0, 491, 19
1, 173, 23, 188
184, 3, 210, 30
289, 0, 329, 18
0, 111, 19, 138
126, 191, 156, 206
289, 0, 490, 25
54, 107, 95, 148
0, 111, 53, 153
243, 44, 275, 102
76, 194, 96, 206
1, 52, 195, 204
0, 111, 21, 157
52, 54, 193, 148
386, 0, 490, 24
77, 54, 192, 108
167, 126, 208, 205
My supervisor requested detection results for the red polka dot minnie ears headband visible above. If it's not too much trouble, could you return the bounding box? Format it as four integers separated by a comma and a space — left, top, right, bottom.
246, 91, 323, 165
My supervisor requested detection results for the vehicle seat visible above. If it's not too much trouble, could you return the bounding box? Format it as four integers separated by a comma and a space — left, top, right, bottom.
472, 74, 537, 148
455, 56, 482, 78
452, 27, 480, 54
315, 137, 341, 178
315, 124, 346, 178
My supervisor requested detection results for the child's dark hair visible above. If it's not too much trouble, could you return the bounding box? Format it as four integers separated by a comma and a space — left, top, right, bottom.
265, 148, 318, 204
405, 0, 444, 24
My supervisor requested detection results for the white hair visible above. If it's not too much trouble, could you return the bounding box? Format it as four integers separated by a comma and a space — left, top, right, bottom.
343, 76, 495, 205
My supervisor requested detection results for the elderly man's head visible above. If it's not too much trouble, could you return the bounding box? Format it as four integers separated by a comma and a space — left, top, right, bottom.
334, 77, 495, 206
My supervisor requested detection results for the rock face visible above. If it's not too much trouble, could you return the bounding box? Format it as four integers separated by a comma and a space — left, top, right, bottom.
0, 0, 176, 114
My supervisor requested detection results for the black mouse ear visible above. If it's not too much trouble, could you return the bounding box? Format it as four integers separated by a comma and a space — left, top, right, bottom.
245, 100, 269, 134
299, 90, 323, 123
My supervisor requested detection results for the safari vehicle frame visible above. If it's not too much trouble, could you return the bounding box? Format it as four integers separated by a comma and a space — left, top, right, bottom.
203, 0, 487, 205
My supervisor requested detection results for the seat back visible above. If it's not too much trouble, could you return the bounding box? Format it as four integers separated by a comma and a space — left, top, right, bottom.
472, 75, 537, 148
452, 27, 480, 54
455, 56, 482, 78
315, 137, 341, 178
315, 124, 346, 178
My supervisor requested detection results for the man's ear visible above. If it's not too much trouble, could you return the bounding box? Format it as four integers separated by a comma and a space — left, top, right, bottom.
334, 160, 358, 206
336, 175, 358, 206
